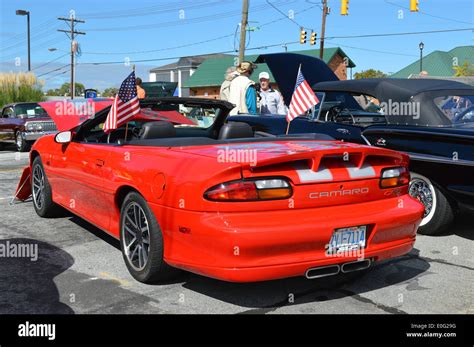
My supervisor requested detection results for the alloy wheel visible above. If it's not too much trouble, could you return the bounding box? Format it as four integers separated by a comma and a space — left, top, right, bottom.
409, 178, 434, 218
122, 202, 151, 271
32, 165, 45, 210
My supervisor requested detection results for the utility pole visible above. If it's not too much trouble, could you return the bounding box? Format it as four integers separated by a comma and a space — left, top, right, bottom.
58, 15, 85, 99
238, 0, 249, 64
319, 0, 328, 59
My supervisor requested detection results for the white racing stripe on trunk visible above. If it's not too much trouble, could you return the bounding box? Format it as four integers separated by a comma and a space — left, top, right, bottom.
293, 162, 333, 183
345, 163, 376, 179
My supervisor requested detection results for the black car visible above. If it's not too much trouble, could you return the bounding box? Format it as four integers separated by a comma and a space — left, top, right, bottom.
229, 53, 474, 235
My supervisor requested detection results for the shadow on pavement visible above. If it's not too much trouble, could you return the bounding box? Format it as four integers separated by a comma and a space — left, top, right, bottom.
178, 248, 430, 311
435, 211, 474, 241
64, 212, 432, 310
68, 215, 120, 249
0, 238, 75, 314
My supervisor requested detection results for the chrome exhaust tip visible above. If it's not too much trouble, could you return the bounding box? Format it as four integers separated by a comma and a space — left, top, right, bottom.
305, 264, 340, 279
340, 259, 371, 273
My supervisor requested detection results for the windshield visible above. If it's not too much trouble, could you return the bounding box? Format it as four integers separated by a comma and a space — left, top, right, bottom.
139, 103, 219, 128
315, 91, 385, 122
434, 95, 474, 125
15, 103, 48, 118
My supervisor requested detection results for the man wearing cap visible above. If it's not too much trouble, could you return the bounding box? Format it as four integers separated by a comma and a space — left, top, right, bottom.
228, 61, 257, 115
258, 72, 287, 115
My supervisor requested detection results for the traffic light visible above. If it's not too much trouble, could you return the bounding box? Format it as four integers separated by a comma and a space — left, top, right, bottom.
310, 32, 317, 46
300, 29, 307, 44
410, 0, 419, 12
341, 0, 349, 15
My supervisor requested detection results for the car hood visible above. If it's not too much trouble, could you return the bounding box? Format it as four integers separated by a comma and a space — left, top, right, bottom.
254, 53, 338, 106
39, 99, 113, 131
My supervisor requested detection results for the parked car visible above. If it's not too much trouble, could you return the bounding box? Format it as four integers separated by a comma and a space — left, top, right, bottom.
15, 97, 423, 283
228, 53, 474, 235
0, 102, 57, 152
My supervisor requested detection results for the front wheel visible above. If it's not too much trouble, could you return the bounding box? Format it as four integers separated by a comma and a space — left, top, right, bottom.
409, 172, 454, 235
16, 132, 30, 152
32, 156, 63, 217
119, 192, 176, 283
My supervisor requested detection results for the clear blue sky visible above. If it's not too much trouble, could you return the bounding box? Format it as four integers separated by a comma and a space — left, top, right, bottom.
1, 0, 472, 90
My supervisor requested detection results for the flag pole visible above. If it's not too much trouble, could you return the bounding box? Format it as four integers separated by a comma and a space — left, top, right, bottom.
124, 64, 136, 142
285, 64, 302, 135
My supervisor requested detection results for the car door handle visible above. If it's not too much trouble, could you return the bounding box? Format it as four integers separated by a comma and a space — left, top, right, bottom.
96, 159, 105, 167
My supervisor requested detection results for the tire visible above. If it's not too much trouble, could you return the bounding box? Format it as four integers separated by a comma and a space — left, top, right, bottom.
16, 132, 30, 152
119, 191, 176, 283
409, 172, 454, 235
32, 156, 63, 217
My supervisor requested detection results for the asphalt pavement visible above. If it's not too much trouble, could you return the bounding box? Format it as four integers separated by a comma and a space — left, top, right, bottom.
0, 145, 473, 314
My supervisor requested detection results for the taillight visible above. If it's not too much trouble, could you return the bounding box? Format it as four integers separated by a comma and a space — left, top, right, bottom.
380, 167, 410, 188
204, 178, 292, 201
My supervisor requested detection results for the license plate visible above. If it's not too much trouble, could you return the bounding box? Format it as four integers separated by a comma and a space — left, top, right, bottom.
327, 226, 366, 254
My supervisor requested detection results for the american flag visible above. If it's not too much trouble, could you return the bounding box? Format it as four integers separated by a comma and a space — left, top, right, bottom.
103, 71, 141, 133
286, 66, 319, 123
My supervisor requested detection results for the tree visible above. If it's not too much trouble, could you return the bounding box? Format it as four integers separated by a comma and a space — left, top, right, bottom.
353, 69, 388, 79
46, 88, 60, 96
453, 61, 474, 77
102, 87, 119, 97
58, 82, 85, 96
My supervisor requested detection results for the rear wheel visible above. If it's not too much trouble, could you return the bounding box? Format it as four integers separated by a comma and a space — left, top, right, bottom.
16, 132, 30, 152
119, 192, 176, 283
409, 172, 454, 235
32, 156, 63, 217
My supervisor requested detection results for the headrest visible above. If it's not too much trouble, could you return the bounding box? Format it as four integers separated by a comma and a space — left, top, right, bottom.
218, 122, 254, 140
139, 121, 176, 139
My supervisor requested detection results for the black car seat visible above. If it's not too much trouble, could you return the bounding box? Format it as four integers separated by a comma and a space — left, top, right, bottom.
139, 121, 176, 139
218, 122, 254, 140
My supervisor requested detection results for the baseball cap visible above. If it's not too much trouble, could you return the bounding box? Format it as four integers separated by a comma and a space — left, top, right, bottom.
259, 72, 270, 80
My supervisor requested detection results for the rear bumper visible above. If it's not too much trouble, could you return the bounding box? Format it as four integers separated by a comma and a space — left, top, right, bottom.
151, 195, 424, 282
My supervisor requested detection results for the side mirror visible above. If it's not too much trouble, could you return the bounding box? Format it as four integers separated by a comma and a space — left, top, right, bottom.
54, 131, 72, 144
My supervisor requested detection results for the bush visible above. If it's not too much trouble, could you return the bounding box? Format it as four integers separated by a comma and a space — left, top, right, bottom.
0, 72, 45, 106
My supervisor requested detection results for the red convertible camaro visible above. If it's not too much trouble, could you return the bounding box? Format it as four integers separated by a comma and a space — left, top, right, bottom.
17, 97, 424, 283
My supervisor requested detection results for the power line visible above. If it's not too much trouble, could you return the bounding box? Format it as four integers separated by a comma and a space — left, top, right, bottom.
323, 27, 473, 40
83, 0, 294, 32
326, 41, 418, 57
265, 0, 304, 29
384, 0, 473, 26
37, 63, 70, 77
78, 40, 301, 66
79, 3, 318, 56
80, 0, 234, 20
43, 67, 71, 81
0, 35, 65, 60
0, 18, 57, 46
32, 53, 70, 72
77, 27, 472, 65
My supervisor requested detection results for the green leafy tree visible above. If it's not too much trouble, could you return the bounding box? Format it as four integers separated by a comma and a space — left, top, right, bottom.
102, 87, 119, 97
46, 88, 60, 96
58, 82, 85, 96
353, 69, 388, 79
453, 61, 474, 77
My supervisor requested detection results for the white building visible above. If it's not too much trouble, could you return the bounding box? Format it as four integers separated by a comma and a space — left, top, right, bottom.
148, 54, 231, 97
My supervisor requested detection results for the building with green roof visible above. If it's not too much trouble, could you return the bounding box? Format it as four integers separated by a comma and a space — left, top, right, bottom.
181, 47, 355, 99
391, 46, 474, 78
